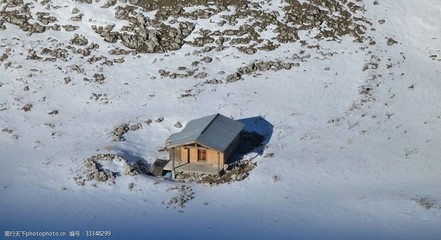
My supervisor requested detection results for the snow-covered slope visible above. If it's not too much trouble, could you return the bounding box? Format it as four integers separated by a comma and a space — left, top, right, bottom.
1, 0, 440, 239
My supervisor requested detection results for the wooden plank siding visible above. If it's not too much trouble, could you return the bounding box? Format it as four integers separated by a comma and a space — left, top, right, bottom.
168, 134, 241, 172
189, 148, 198, 163
206, 149, 221, 166
169, 144, 226, 167
181, 147, 188, 163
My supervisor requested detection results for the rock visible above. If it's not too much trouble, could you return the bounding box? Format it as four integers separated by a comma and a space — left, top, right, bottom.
70, 64, 84, 73
129, 123, 142, 131
236, 173, 247, 181
93, 73, 105, 83
242, 47, 257, 55
144, 119, 152, 125
72, 7, 80, 14
223, 164, 229, 172
201, 56, 213, 63
155, 117, 164, 123
51, 24, 61, 31
109, 48, 130, 55
387, 37, 398, 46
48, 110, 59, 115
128, 182, 134, 191
71, 14, 83, 22
174, 122, 182, 128
63, 24, 79, 32
263, 152, 274, 158
113, 58, 125, 63
2, 128, 13, 134
194, 72, 208, 79
76, 179, 85, 186
111, 123, 129, 141
64, 77, 72, 84
225, 72, 242, 83
22, 104, 32, 112
230, 174, 237, 181
69, 34, 88, 46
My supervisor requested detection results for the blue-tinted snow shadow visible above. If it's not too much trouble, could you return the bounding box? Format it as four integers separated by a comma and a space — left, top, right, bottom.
237, 116, 273, 157
112, 148, 152, 173
115, 148, 144, 163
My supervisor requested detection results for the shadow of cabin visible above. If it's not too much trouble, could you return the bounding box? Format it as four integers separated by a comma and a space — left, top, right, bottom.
237, 116, 274, 157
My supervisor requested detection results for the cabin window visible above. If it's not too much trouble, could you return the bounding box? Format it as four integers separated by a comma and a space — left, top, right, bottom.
198, 149, 206, 161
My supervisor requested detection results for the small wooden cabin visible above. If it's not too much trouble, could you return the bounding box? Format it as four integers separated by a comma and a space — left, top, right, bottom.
166, 113, 244, 173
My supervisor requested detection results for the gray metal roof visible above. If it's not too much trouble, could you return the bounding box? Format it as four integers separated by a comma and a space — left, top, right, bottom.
166, 113, 244, 152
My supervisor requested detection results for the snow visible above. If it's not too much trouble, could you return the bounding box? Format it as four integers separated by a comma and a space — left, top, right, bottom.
1, 0, 441, 239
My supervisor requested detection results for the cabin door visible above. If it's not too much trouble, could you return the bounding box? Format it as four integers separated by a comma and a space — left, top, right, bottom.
198, 149, 207, 162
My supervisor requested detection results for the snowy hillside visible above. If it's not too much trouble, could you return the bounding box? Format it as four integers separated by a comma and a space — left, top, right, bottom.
1, 0, 440, 239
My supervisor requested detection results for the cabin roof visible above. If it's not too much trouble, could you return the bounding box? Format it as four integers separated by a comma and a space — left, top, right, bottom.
166, 113, 244, 152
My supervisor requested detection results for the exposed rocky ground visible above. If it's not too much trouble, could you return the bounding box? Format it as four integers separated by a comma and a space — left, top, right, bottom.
164, 185, 195, 210
174, 159, 256, 185
0, 0, 371, 86
75, 153, 143, 186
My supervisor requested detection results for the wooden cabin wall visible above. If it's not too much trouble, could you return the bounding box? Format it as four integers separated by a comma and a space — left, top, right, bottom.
206, 149, 221, 166
223, 134, 240, 164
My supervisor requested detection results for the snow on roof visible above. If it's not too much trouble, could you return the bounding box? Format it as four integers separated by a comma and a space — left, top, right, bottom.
167, 113, 244, 152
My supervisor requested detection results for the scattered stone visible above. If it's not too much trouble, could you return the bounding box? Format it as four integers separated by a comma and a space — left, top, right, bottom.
63, 24, 80, 32
111, 123, 129, 141
79, 154, 141, 186
47, 110, 58, 115
201, 56, 213, 63
22, 104, 32, 112
415, 197, 438, 210
387, 37, 398, 46
93, 73, 105, 83
2, 128, 13, 134
166, 185, 194, 208
174, 122, 182, 128
194, 72, 208, 79
109, 48, 130, 55
51, 24, 61, 31
71, 14, 83, 22
271, 175, 279, 183
155, 117, 164, 123
129, 123, 142, 131
225, 60, 299, 83
128, 182, 135, 191
72, 7, 80, 14
263, 152, 274, 158
69, 64, 84, 74
144, 119, 152, 125
0, 53, 8, 62
69, 34, 88, 46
